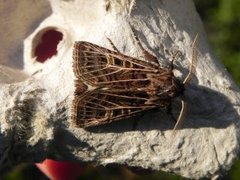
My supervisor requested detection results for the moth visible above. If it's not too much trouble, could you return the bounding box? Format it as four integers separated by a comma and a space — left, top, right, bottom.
72, 27, 198, 129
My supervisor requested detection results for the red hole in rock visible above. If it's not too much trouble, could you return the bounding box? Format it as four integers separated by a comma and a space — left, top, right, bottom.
34, 29, 63, 63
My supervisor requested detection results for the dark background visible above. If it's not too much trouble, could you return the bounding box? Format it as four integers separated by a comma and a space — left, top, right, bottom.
2, 0, 240, 179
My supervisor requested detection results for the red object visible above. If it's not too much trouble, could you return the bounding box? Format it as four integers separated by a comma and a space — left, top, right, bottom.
36, 159, 85, 180
34, 29, 63, 63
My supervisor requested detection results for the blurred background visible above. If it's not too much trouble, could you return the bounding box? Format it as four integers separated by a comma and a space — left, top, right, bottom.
2, 0, 240, 179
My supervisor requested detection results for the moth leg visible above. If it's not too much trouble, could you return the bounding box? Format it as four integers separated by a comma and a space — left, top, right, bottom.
170, 50, 182, 71
129, 25, 159, 64
106, 37, 121, 53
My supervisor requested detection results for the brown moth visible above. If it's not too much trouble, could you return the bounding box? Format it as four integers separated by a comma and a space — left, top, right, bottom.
72, 27, 198, 129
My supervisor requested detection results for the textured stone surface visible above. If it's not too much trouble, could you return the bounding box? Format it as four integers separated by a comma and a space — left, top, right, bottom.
0, 0, 240, 178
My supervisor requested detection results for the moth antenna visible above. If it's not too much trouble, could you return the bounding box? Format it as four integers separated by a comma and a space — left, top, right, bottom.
173, 100, 187, 130
172, 34, 198, 132
183, 33, 199, 85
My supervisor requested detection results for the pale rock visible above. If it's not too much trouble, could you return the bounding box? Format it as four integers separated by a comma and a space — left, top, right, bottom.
0, 0, 240, 179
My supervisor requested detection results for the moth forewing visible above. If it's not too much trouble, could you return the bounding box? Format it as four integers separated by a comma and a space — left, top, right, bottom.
72, 30, 198, 129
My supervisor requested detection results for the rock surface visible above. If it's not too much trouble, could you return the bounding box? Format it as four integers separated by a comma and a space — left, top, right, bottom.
0, 0, 240, 179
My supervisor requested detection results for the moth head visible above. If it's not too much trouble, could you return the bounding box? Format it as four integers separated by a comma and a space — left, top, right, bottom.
156, 77, 184, 99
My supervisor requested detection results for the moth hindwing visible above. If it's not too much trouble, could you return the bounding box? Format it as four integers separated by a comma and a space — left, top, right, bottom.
72, 30, 198, 129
